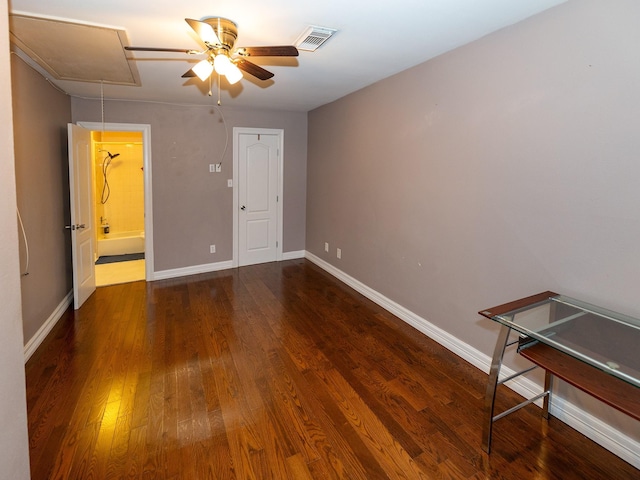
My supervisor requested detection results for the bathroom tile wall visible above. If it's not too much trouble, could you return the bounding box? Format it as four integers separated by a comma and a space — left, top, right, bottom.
94, 131, 144, 236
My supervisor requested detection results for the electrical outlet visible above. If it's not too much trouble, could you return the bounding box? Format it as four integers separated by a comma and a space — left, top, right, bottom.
209, 164, 216, 173
337, 248, 341, 259
324, 242, 329, 252
227, 179, 233, 187
210, 245, 216, 254
215, 163, 222, 172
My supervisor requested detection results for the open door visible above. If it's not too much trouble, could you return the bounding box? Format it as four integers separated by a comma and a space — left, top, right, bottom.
67, 123, 96, 308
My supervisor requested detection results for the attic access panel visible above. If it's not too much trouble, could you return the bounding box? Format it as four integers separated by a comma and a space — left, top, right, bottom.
9, 14, 141, 86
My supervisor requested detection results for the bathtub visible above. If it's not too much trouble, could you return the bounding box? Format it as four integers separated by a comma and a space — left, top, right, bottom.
97, 230, 145, 257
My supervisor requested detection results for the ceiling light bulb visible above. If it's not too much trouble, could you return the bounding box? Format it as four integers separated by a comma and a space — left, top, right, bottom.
225, 63, 243, 85
192, 59, 214, 81
214, 54, 231, 75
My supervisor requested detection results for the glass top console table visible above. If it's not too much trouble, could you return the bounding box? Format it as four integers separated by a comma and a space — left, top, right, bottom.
479, 291, 640, 453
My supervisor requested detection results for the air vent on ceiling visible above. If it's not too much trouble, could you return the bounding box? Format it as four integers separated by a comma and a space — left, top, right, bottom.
295, 26, 337, 52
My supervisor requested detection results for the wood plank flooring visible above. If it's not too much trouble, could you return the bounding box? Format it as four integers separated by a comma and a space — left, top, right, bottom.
26, 259, 638, 479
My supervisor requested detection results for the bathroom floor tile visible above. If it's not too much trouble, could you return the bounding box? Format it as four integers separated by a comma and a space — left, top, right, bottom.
95, 259, 145, 286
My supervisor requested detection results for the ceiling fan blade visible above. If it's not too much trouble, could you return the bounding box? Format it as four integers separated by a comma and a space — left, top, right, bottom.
235, 46, 299, 57
185, 18, 220, 46
181, 68, 197, 78
125, 46, 199, 54
235, 59, 274, 81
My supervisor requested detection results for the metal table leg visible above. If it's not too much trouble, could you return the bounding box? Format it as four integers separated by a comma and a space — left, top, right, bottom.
483, 324, 550, 453
482, 324, 512, 453
542, 370, 553, 419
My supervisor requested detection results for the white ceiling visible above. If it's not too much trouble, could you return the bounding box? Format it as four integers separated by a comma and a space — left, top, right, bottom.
9, 0, 566, 112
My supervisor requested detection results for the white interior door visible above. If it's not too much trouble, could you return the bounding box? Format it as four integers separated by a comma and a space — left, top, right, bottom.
68, 123, 96, 308
238, 132, 281, 266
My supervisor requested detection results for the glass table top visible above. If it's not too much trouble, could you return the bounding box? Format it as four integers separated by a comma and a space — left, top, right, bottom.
482, 293, 640, 388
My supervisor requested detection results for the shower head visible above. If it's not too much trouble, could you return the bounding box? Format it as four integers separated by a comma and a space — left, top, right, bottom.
99, 149, 120, 159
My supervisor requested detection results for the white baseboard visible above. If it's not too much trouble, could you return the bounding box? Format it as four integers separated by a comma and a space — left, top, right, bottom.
24, 290, 73, 363
153, 252, 304, 281
282, 250, 305, 260
304, 251, 640, 469
152, 260, 234, 281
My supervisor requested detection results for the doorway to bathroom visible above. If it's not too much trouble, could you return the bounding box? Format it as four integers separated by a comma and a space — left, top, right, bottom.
78, 122, 153, 286
93, 130, 144, 285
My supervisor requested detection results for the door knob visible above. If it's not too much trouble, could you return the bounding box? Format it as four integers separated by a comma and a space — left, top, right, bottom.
241, 205, 246, 210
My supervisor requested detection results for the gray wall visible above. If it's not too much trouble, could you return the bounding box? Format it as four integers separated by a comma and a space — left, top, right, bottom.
307, 0, 640, 438
72, 99, 307, 272
12, 55, 73, 343
0, 2, 31, 477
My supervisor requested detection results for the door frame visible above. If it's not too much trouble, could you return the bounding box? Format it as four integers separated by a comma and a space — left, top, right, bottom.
232, 127, 284, 267
78, 122, 154, 280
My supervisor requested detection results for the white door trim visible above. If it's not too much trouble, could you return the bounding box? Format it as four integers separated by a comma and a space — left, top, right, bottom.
232, 127, 284, 268
78, 122, 154, 280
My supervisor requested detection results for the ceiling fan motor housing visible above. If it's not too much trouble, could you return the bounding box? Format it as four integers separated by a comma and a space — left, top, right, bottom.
202, 17, 238, 51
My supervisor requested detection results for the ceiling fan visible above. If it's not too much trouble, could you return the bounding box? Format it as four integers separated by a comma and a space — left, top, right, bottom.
125, 17, 299, 85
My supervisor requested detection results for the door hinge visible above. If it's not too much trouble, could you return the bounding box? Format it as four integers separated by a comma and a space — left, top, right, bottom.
276, 241, 278, 247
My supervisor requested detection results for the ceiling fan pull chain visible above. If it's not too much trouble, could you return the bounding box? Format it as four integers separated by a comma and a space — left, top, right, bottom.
217, 74, 222, 106
100, 80, 105, 132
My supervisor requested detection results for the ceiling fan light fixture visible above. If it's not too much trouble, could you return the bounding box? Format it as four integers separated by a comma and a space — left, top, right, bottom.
213, 53, 231, 75
126, 16, 298, 90
225, 63, 243, 84
193, 59, 214, 81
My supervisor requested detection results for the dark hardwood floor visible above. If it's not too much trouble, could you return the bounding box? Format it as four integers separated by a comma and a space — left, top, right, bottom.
26, 260, 638, 479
